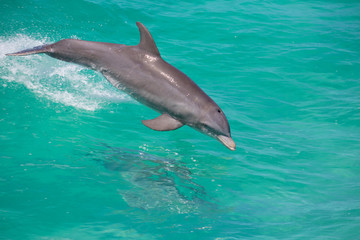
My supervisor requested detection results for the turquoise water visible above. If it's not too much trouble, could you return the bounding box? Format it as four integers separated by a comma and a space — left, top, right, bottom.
1, 0, 360, 239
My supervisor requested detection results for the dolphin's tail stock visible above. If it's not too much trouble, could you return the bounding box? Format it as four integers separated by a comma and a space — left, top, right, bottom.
6, 44, 51, 56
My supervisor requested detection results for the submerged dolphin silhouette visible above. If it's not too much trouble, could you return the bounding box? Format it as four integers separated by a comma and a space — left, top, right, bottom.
6, 22, 235, 150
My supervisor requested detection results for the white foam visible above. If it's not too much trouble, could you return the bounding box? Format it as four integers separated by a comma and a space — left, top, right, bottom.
0, 35, 131, 111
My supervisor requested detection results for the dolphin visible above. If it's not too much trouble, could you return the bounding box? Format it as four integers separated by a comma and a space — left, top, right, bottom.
6, 22, 235, 150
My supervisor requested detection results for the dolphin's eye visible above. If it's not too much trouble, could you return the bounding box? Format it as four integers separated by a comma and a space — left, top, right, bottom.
217, 109, 221, 113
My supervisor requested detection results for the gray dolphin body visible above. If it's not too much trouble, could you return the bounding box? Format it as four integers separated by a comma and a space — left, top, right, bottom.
6, 22, 235, 150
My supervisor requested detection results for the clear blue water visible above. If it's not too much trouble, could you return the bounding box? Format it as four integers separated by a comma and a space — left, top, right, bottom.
1, 0, 360, 239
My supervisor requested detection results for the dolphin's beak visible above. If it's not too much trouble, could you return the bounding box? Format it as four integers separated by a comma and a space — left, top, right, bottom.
217, 135, 236, 151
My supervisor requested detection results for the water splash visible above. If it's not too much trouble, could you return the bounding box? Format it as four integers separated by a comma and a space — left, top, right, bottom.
0, 35, 131, 111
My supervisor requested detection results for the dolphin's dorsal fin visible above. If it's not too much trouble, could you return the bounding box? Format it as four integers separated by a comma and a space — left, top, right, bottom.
136, 22, 160, 56
142, 113, 184, 131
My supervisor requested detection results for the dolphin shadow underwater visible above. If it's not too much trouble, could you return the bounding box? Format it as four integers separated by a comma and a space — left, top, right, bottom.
91, 146, 211, 213
7, 22, 235, 150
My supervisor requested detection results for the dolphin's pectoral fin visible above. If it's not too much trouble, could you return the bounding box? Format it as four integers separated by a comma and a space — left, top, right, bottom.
142, 113, 184, 131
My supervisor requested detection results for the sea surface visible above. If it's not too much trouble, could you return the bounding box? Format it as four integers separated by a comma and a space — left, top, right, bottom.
1, 0, 360, 239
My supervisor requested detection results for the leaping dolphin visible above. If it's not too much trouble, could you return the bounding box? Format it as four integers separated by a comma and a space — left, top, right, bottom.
6, 22, 235, 150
